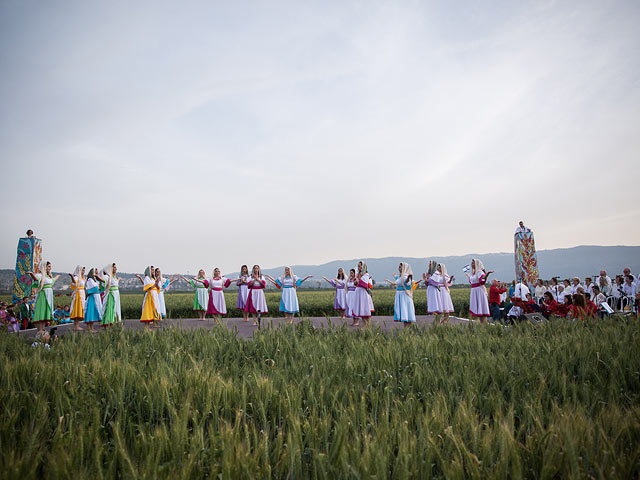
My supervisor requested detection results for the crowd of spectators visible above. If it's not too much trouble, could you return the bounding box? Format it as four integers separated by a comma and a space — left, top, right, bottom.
488, 268, 639, 323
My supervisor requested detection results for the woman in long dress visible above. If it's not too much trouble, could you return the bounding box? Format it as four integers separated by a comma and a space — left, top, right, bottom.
467, 258, 492, 323
423, 260, 443, 321
385, 262, 416, 326
155, 268, 178, 320
345, 269, 357, 324
183, 269, 209, 321
140, 266, 161, 328
266, 267, 312, 323
27, 260, 59, 336
84, 268, 104, 333
352, 261, 374, 327
244, 265, 268, 325
68, 265, 86, 331
101, 262, 122, 326
236, 265, 251, 322
206, 268, 238, 323
438, 263, 455, 324
321, 268, 348, 319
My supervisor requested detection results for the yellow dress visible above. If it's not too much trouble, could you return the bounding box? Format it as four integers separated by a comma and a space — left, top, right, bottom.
140, 277, 160, 322
69, 278, 85, 320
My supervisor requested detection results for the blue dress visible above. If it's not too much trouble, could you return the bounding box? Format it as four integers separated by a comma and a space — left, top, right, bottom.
393, 275, 416, 322
84, 279, 103, 324
276, 277, 302, 313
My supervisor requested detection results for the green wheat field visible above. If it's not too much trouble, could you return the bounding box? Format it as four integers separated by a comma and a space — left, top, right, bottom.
1, 318, 639, 478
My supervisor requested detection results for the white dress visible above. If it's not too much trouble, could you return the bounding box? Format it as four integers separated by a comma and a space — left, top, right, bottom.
469, 272, 490, 317
440, 275, 455, 313
346, 279, 356, 318
236, 276, 250, 310
110, 275, 122, 322
352, 273, 374, 317
426, 273, 443, 314
245, 277, 268, 313
208, 277, 231, 315
157, 278, 170, 318
329, 279, 347, 310
277, 276, 300, 313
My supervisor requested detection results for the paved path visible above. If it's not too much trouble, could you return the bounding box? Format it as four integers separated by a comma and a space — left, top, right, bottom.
19, 315, 471, 340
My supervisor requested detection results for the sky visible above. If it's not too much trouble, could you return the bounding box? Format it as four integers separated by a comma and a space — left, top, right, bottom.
1, 0, 639, 274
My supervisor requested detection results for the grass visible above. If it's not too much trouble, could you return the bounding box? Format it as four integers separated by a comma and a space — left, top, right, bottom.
1, 288, 472, 320
1, 318, 639, 478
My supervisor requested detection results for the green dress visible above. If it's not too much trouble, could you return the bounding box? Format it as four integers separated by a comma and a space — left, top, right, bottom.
33, 274, 55, 323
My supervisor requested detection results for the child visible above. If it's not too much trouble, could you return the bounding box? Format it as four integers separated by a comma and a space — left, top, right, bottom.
7, 308, 19, 333
63, 305, 71, 323
53, 305, 65, 324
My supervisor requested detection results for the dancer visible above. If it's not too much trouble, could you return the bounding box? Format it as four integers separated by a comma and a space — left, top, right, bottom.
266, 267, 312, 323
156, 268, 178, 320
101, 263, 122, 326
84, 268, 104, 333
321, 268, 348, 319
438, 263, 455, 324
467, 258, 492, 323
26, 260, 59, 335
352, 261, 374, 326
244, 265, 268, 325
68, 265, 86, 331
346, 269, 357, 324
423, 260, 443, 322
207, 268, 238, 323
140, 266, 160, 328
385, 262, 415, 326
236, 265, 251, 322
182, 269, 209, 321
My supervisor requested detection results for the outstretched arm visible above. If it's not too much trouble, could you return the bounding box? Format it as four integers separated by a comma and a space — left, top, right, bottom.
384, 278, 395, 286
265, 275, 279, 287
298, 275, 313, 284
135, 274, 144, 284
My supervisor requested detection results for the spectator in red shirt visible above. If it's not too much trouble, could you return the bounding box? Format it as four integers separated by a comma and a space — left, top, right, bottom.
541, 291, 559, 318
489, 279, 507, 323
569, 294, 589, 321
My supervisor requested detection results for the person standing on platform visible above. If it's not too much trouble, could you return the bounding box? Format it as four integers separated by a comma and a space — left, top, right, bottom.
321, 268, 348, 319
266, 267, 312, 324
423, 260, 443, 321
140, 266, 161, 328
467, 258, 492, 323
27, 260, 59, 336
236, 265, 251, 322
385, 262, 415, 326
346, 269, 357, 324
244, 265, 268, 326
207, 268, 238, 323
101, 263, 122, 326
69, 265, 86, 331
352, 261, 374, 327
438, 264, 455, 324
84, 268, 104, 333
183, 270, 209, 321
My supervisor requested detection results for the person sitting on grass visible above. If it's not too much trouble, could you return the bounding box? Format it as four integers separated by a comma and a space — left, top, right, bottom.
63, 305, 71, 323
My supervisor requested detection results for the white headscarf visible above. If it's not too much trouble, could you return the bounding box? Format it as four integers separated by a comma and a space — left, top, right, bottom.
439, 263, 450, 291
73, 265, 84, 279
36, 260, 49, 292
359, 261, 368, 275
472, 258, 485, 275
281, 266, 294, 282
400, 262, 413, 278
144, 266, 153, 278
103, 263, 115, 277
427, 260, 437, 275
155, 268, 164, 286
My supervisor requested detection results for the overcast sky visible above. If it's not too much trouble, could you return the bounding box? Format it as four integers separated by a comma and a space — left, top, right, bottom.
1, 0, 638, 274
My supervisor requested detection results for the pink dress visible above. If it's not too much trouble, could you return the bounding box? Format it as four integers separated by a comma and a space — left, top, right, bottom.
469, 272, 490, 317
244, 277, 268, 314
207, 277, 232, 315
352, 273, 374, 318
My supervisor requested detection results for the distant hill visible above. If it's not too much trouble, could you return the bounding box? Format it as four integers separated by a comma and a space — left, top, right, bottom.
1, 245, 638, 292
249, 245, 640, 287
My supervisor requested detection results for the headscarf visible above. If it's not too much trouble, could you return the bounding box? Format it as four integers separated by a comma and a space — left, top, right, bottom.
472, 258, 485, 275
102, 264, 114, 292
73, 265, 84, 279
156, 268, 164, 286
439, 263, 450, 291
144, 266, 153, 278
427, 260, 437, 275
281, 266, 294, 280
252, 265, 262, 278
87, 268, 96, 281
36, 260, 50, 293
400, 262, 414, 298
359, 261, 368, 275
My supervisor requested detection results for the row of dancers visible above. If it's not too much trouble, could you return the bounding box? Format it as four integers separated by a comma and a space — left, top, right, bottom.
24, 258, 494, 333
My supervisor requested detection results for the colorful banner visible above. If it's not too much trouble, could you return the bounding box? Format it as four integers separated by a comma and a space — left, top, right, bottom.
514, 231, 538, 286
12, 237, 42, 304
